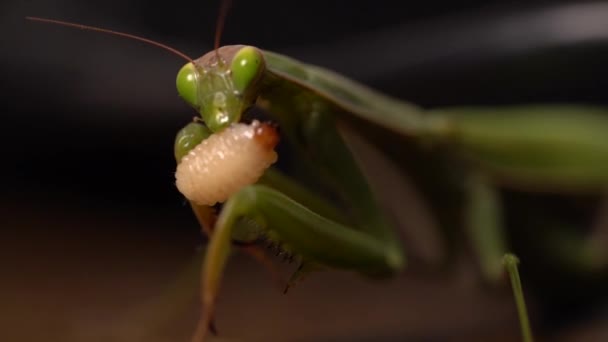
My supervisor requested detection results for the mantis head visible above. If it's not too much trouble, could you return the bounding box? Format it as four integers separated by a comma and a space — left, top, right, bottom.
176, 45, 266, 132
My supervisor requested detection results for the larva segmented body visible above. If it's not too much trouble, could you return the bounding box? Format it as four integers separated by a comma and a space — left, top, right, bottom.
175, 120, 279, 206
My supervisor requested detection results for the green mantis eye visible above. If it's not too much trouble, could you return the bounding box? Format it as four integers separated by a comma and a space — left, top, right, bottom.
231, 46, 264, 94
176, 63, 199, 108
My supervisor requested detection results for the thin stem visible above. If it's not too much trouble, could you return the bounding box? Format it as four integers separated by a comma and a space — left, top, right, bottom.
503, 253, 534, 342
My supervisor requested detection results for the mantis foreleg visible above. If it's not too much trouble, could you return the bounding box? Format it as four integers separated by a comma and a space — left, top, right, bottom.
195, 184, 406, 340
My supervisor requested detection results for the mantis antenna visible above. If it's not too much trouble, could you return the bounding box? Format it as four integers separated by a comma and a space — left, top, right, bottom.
25, 16, 194, 63
214, 0, 233, 66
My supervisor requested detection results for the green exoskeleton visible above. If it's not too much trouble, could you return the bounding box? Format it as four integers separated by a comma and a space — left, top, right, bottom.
170, 42, 608, 341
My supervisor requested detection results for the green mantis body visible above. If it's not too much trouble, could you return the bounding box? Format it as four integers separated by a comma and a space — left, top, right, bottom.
173, 44, 608, 341
26, 13, 607, 341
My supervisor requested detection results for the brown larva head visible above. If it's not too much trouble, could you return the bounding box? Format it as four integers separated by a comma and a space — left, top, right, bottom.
252, 121, 280, 151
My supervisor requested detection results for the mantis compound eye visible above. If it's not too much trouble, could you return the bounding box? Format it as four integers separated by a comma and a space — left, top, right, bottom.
230, 46, 264, 94
176, 62, 199, 108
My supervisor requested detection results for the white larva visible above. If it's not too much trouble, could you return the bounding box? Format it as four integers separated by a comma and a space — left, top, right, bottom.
175, 120, 279, 206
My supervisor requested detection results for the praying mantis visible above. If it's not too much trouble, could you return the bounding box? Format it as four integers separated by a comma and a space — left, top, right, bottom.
26, 3, 608, 341
174, 45, 608, 342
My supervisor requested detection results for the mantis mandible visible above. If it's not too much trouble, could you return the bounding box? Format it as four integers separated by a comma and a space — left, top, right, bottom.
27, 3, 608, 341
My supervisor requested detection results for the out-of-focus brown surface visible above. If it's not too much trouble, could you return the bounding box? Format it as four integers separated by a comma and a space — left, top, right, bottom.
2, 194, 530, 342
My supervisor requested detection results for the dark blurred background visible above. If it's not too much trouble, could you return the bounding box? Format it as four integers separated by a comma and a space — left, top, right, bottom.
3, 0, 608, 341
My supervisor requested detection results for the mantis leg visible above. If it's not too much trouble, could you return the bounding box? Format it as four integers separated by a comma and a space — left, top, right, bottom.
503, 254, 534, 342
189, 200, 285, 287
465, 173, 509, 283
192, 184, 406, 341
